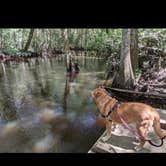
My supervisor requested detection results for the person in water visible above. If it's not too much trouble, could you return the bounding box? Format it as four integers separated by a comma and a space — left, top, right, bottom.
73, 63, 80, 73
67, 62, 80, 73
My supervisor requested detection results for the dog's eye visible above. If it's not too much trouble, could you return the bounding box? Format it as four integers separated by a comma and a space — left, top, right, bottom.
95, 92, 101, 97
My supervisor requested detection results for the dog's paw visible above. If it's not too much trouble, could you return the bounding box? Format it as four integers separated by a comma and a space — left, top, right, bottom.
102, 135, 111, 142
111, 125, 116, 131
133, 137, 140, 144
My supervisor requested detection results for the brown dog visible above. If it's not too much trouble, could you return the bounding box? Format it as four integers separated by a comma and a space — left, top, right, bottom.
91, 87, 166, 151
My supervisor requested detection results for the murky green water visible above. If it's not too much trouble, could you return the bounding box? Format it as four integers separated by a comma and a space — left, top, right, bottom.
0, 57, 106, 152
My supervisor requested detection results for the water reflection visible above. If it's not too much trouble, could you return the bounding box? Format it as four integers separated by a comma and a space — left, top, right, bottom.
63, 70, 79, 112
0, 56, 105, 152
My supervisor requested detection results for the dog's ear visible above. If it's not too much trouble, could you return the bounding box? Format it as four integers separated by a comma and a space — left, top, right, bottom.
92, 88, 107, 99
94, 91, 102, 98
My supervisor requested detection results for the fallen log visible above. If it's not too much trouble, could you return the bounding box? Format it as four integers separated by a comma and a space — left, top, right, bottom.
105, 87, 166, 109
105, 87, 166, 99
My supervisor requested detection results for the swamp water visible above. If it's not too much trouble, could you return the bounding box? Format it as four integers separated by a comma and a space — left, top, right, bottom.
0, 57, 106, 152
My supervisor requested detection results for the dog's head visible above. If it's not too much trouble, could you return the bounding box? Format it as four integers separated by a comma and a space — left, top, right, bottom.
91, 87, 108, 99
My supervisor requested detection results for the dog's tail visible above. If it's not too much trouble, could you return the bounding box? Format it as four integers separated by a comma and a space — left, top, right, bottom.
153, 109, 166, 139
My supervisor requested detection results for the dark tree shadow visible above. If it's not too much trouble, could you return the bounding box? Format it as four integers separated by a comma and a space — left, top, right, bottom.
63, 63, 80, 112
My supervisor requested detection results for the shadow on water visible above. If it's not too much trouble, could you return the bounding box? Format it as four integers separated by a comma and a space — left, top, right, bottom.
0, 56, 106, 152
63, 69, 80, 113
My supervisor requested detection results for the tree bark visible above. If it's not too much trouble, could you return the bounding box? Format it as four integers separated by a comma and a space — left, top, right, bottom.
22, 29, 35, 52
130, 29, 138, 75
112, 29, 135, 89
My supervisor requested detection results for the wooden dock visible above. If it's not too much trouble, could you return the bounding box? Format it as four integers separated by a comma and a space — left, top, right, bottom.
88, 109, 166, 153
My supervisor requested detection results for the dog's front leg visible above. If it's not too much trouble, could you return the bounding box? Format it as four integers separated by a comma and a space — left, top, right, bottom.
102, 120, 112, 142
134, 124, 147, 151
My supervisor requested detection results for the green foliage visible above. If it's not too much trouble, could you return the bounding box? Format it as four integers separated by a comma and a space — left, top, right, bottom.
1, 28, 166, 57
4, 47, 18, 55
135, 68, 142, 76
138, 29, 166, 49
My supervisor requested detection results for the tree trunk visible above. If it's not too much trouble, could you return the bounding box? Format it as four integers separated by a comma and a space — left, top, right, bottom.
0, 29, 3, 50
84, 29, 88, 49
48, 29, 52, 50
13, 30, 17, 49
112, 29, 135, 89
105, 29, 109, 34
63, 29, 70, 52
21, 29, 24, 50
80, 29, 84, 48
63, 29, 72, 72
130, 29, 138, 75
22, 29, 35, 52
32, 29, 38, 52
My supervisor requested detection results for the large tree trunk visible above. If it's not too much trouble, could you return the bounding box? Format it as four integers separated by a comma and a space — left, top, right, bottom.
22, 29, 35, 52
130, 29, 138, 75
112, 29, 135, 89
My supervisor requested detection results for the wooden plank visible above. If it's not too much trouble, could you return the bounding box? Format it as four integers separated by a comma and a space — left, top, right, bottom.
89, 128, 166, 153
90, 146, 110, 153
